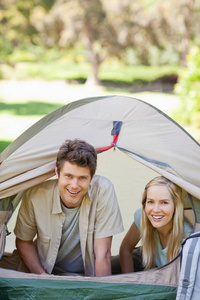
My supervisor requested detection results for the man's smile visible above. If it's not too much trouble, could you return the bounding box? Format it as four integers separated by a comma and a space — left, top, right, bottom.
67, 189, 81, 196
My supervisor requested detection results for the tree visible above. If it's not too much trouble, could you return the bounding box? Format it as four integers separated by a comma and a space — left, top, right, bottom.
33, 0, 126, 85
175, 46, 200, 126
1, 0, 200, 84
152, 0, 200, 67
0, 0, 55, 62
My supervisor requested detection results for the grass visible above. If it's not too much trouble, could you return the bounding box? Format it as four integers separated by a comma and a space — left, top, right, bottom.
0, 101, 62, 116
13, 61, 90, 81
3, 61, 179, 83
0, 140, 11, 153
99, 64, 179, 83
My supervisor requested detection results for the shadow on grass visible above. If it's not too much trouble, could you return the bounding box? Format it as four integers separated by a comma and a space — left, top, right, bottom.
0, 101, 63, 116
0, 140, 12, 154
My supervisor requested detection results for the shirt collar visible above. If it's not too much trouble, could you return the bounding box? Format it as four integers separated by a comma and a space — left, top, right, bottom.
52, 182, 63, 214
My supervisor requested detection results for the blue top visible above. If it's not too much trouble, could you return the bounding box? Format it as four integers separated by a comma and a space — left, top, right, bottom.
134, 208, 193, 267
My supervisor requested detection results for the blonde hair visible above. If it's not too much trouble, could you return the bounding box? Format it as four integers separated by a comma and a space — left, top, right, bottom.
141, 176, 183, 269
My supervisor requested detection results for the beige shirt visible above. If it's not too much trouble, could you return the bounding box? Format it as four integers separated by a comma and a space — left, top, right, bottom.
14, 175, 124, 276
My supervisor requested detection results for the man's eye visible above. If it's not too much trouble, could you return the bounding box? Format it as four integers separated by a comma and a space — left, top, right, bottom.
80, 176, 86, 180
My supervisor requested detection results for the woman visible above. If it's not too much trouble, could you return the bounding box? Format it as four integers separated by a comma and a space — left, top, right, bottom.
119, 176, 193, 273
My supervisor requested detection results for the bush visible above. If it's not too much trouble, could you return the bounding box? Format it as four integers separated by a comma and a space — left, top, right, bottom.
174, 46, 200, 127
7, 50, 36, 63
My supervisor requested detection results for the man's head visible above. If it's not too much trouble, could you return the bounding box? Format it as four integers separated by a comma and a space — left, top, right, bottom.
55, 139, 97, 208
56, 139, 97, 178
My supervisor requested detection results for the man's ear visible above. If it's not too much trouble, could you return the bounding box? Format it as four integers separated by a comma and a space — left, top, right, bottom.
91, 172, 95, 182
55, 166, 58, 178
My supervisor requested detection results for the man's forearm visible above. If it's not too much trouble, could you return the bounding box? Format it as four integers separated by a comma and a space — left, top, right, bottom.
16, 238, 48, 275
95, 253, 111, 276
94, 236, 112, 276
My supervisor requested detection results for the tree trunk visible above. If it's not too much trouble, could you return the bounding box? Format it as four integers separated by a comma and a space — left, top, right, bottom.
83, 34, 101, 86
85, 56, 101, 86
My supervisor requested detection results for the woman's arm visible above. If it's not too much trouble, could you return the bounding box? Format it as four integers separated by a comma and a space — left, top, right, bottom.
119, 222, 140, 273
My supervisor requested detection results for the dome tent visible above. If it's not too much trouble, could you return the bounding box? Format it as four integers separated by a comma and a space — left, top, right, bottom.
0, 95, 200, 299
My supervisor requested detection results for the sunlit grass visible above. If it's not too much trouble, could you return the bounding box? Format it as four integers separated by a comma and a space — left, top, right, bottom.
99, 64, 179, 83
6, 61, 179, 83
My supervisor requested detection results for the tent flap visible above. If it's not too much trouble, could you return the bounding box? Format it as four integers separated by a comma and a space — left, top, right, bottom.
0, 278, 177, 300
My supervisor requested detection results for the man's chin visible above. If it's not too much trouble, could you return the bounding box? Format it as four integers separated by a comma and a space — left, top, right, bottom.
66, 198, 82, 208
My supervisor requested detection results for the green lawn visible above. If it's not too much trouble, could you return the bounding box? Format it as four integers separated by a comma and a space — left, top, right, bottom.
4, 61, 179, 83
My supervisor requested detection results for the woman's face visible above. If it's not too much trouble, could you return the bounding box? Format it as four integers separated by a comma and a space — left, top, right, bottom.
145, 185, 175, 234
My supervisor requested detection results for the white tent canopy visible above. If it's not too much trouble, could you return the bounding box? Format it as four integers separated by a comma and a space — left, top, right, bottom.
1, 95, 199, 198
0, 95, 200, 294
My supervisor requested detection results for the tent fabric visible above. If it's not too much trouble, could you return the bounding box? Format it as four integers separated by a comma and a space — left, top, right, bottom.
176, 232, 200, 300
0, 96, 200, 199
0, 278, 177, 300
0, 253, 180, 286
0, 258, 178, 299
0, 95, 200, 298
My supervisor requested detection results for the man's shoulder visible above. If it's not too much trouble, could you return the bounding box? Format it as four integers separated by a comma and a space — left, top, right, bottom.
25, 179, 58, 196
90, 174, 113, 189
87, 175, 115, 203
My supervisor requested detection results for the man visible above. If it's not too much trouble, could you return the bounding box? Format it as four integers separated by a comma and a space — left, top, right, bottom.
14, 139, 123, 276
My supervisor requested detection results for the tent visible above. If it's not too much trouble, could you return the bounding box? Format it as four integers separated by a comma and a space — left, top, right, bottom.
0, 95, 200, 299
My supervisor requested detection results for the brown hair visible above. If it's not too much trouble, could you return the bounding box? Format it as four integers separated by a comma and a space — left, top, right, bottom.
56, 139, 97, 178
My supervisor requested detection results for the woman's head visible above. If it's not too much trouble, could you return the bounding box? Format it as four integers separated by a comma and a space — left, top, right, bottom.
141, 176, 184, 269
142, 176, 183, 233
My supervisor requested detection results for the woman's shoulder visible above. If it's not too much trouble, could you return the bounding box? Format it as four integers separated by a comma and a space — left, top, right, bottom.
134, 207, 142, 229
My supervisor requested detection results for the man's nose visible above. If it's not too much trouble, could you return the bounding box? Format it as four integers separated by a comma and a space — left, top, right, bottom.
71, 178, 78, 188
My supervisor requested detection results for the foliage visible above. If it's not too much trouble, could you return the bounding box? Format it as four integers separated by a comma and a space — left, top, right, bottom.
151, 0, 200, 66
174, 46, 200, 127
0, 0, 55, 59
1, 0, 200, 84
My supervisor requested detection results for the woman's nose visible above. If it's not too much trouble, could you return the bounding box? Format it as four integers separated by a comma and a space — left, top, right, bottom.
152, 203, 161, 212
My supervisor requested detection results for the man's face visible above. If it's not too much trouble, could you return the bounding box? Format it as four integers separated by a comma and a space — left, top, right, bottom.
55, 161, 92, 208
